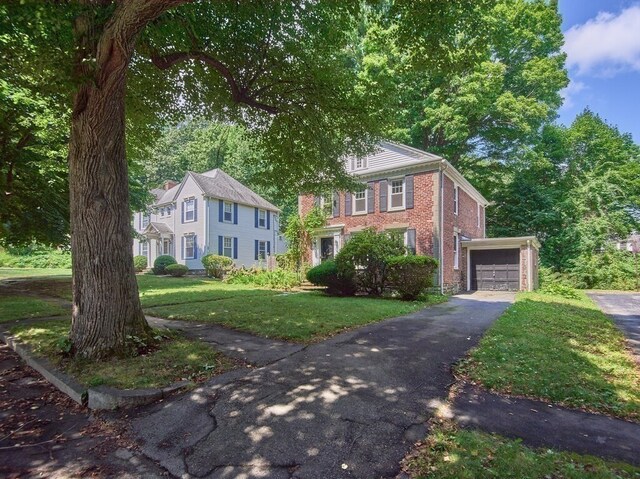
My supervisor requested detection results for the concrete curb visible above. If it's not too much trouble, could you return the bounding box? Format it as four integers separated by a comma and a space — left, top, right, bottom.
0, 330, 193, 410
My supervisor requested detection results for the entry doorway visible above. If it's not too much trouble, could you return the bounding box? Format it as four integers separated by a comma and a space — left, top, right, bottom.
320, 237, 334, 262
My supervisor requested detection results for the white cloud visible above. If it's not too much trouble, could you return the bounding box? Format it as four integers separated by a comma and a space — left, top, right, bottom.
560, 79, 586, 110
564, 5, 640, 76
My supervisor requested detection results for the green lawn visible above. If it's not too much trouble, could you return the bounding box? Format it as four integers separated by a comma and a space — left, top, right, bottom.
146, 290, 445, 341
406, 424, 640, 479
0, 296, 67, 322
458, 291, 640, 421
0, 268, 72, 280
10, 320, 236, 389
0, 273, 447, 341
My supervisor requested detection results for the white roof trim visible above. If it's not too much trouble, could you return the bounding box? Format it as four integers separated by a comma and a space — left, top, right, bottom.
461, 236, 541, 250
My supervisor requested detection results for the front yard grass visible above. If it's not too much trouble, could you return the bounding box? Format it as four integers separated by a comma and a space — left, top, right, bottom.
458, 291, 640, 421
10, 320, 236, 389
0, 268, 71, 280
146, 291, 447, 341
0, 296, 67, 322
405, 423, 640, 479
1, 273, 448, 342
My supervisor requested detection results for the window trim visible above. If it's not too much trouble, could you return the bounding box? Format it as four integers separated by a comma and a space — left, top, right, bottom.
453, 233, 459, 270
184, 235, 195, 260
184, 198, 195, 222
140, 240, 148, 257
388, 178, 406, 211
353, 188, 367, 215
453, 185, 459, 216
141, 212, 150, 229
477, 203, 480, 228
223, 201, 234, 223
257, 209, 267, 228
223, 236, 234, 258
319, 193, 333, 216
258, 240, 267, 260
353, 157, 367, 171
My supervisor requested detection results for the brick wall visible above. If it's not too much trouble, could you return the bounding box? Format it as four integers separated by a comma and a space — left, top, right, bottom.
300, 171, 438, 256
519, 242, 540, 291
441, 174, 484, 293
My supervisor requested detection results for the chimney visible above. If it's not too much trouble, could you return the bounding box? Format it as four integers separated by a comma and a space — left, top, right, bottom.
163, 180, 178, 190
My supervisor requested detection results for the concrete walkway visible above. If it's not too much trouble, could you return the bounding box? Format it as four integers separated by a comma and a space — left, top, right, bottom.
452, 383, 640, 466
589, 292, 640, 363
129, 292, 514, 479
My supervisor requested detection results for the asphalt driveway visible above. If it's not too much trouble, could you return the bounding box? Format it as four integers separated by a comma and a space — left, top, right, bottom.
589, 291, 640, 363
129, 291, 513, 479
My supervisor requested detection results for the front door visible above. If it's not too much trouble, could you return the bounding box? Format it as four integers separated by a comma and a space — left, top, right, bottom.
320, 237, 334, 262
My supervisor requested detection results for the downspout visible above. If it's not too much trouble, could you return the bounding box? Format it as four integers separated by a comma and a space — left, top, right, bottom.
439, 160, 448, 295
203, 197, 208, 258
527, 239, 532, 291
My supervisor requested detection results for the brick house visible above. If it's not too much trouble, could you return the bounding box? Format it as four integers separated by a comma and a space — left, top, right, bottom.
298, 142, 539, 293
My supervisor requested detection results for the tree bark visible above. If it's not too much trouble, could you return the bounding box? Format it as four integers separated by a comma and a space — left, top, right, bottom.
68, 1, 188, 359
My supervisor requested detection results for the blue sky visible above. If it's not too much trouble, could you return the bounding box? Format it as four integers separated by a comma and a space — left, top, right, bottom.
558, 1, 640, 141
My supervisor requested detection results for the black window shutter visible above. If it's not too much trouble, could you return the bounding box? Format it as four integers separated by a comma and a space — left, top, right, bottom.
193, 199, 198, 222
345, 193, 352, 216
367, 182, 375, 214
193, 235, 198, 259
407, 229, 416, 254
332, 192, 340, 217
254, 240, 259, 260
254, 208, 259, 228
406, 175, 414, 209
267, 211, 271, 230
181, 236, 184, 259
233, 237, 238, 259
218, 199, 223, 222
234, 203, 238, 224
181, 202, 185, 223
218, 236, 223, 255
379, 180, 388, 212
267, 241, 271, 255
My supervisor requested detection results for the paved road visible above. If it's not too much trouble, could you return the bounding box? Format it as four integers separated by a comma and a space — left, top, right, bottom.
589, 292, 640, 363
129, 292, 513, 479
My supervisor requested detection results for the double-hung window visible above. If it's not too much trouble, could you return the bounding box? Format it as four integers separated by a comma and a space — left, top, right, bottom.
453, 185, 459, 216
389, 179, 405, 210
159, 207, 165, 218
223, 201, 233, 223
184, 199, 195, 222
166, 205, 172, 217
320, 193, 333, 216
258, 240, 267, 260
223, 236, 233, 258
354, 188, 367, 214
453, 233, 459, 270
140, 241, 148, 257
184, 235, 195, 259
141, 212, 150, 229
258, 209, 267, 228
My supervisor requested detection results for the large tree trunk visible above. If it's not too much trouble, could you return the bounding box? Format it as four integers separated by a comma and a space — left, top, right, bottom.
68, 10, 151, 359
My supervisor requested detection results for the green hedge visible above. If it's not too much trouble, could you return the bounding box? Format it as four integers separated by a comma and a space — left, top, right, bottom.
387, 255, 438, 300
0, 247, 71, 269
153, 255, 177, 275
306, 260, 356, 296
166, 264, 189, 277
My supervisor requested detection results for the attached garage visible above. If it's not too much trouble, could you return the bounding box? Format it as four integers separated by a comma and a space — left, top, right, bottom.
461, 236, 540, 292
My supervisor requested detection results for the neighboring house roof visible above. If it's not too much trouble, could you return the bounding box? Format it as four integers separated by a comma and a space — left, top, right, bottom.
190, 169, 279, 212
150, 168, 279, 212
347, 141, 489, 206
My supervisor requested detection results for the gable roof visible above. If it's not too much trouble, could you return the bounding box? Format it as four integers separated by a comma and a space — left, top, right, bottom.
348, 141, 489, 206
152, 169, 279, 212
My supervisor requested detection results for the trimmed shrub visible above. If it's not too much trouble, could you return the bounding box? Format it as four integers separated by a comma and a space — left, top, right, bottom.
387, 255, 438, 300
226, 268, 301, 290
306, 260, 356, 296
166, 264, 189, 277
201, 254, 234, 279
153, 255, 177, 275
335, 228, 406, 296
133, 255, 148, 272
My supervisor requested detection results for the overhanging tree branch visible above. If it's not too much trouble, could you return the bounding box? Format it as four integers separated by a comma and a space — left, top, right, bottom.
150, 51, 279, 114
